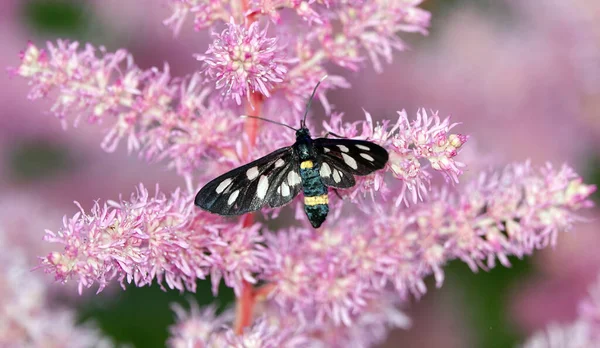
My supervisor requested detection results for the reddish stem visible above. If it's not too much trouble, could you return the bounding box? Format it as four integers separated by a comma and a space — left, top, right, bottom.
233, 1, 266, 335
234, 257, 276, 335
234, 279, 256, 335
233, 93, 263, 333
243, 92, 263, 150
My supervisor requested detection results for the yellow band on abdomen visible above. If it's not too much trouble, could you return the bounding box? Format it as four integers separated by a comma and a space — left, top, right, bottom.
304, 194, 329, 206
300, 160, 314, 169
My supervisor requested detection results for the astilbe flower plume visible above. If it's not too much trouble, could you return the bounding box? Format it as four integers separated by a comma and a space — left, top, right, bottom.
8, 0, 598, 346
42, 184, 268, 296
11, 41, 243, 179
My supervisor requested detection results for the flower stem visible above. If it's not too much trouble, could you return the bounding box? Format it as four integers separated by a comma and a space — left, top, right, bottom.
234, 0, 263, 326
233, 100, 262, 333
232, 0, 267, 334
234, 279, 256, 335
243, 92, 263, 148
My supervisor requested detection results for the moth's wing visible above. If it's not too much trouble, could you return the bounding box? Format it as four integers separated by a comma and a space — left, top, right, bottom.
195, 147, 301, 215
314, 138, 388, 189
316, 159, 356, 189
265, 154, 302, 209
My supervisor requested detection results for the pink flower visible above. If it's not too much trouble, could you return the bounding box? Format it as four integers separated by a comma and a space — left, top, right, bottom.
41, 184, 268, 296
197, 21, 290, 105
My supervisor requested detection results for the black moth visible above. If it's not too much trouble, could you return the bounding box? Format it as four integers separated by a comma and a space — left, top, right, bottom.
194, 77, 389, 228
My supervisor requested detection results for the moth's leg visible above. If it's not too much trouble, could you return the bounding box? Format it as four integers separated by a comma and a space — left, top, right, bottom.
323, 131, 346, 139
323, 131, 374, 141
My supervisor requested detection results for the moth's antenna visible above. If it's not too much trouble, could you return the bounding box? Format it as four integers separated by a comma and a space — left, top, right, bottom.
241, 115, 298, 131
301, 75, 328, 128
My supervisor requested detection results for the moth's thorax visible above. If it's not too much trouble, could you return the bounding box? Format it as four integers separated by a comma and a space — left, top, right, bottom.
294, 127, 315, 161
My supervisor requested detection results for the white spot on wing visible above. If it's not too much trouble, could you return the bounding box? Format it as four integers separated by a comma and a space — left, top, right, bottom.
341, 153, 358, 170
246, 167, 259, 180
274, 159, 285, 168
360, 153, 375, 162
228, 190, 240, 205
216, 178, 232, 193
320, 162, 332, 178
287, 171, 301, 186
257, 175, 269, 199
323, 147, 331, 153
356, 144, 370, 151
333, 169, 341, 183
281, 182, 290, 196
337, 145, 349, 153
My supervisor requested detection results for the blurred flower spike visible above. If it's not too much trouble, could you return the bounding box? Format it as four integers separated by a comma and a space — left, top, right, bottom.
524, 275, 600, 347
8, 0, 598, 346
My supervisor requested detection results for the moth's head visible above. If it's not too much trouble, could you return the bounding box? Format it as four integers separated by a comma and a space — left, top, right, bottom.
295, 127, 311, 140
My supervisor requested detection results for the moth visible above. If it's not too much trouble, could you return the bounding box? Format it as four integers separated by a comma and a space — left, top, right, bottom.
194, 78, 389, 228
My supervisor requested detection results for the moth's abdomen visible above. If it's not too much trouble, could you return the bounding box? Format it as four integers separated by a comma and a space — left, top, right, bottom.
304, 203, 329, 228
300, 160, 329, 228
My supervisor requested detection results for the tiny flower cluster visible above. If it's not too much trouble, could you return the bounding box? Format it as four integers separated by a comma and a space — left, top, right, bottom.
197, 21, 291, 105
